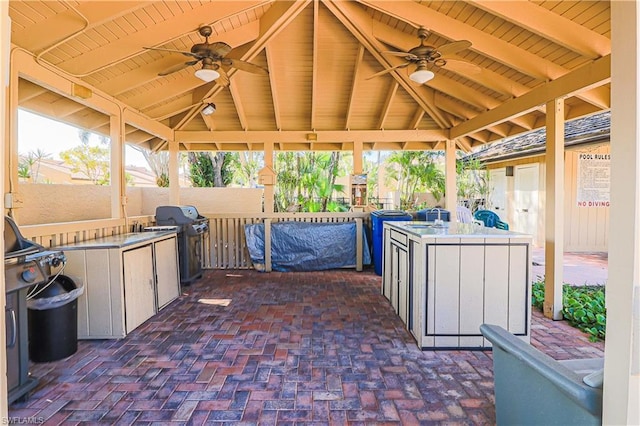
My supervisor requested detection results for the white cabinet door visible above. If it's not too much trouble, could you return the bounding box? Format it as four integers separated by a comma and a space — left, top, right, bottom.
155, 237, 180, 309
123, 244, 156, 333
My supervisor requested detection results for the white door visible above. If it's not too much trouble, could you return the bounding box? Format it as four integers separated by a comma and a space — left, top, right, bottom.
514, 164, 540, 242
155, 236, 181, 310
489, 168, 507, 220
123, 244, 156, 333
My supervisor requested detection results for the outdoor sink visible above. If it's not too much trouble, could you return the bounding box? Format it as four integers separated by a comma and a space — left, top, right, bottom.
406, 222, 448, 230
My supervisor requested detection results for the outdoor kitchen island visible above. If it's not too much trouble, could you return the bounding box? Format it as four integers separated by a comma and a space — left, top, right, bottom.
382, 221, 532, 350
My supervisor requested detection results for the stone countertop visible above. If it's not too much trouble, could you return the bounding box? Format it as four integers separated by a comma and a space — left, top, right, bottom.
385, 221, 531, 239
56, 231, 177, 250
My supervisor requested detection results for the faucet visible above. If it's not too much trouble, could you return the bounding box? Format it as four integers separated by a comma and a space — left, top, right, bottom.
434, 208, 444, 226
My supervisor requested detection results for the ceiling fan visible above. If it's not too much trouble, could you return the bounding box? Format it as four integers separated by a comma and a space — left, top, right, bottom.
144, 26, 268, 86
368, 27, 480, 84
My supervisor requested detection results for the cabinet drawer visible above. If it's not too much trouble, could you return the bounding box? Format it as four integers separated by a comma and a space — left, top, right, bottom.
390, 229, 408, 247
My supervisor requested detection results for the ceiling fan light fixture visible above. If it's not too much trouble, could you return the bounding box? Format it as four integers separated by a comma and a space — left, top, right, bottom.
194, 66, 220, 82
409, 67, 435, 84
202, 103, 216, 115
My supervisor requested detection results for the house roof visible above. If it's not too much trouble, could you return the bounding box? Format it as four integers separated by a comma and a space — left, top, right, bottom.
9, 1, 611, 153
467, 110, 611, 163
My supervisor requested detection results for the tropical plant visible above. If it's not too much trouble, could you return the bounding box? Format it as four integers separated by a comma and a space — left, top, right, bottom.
188, 152, 234, 187
384, 151, 445, 210
457, 157, 489, 211
18, 156, 34, 181
59, 132, 110, 185
273, 151, 348, 212
531, 279, 606, 341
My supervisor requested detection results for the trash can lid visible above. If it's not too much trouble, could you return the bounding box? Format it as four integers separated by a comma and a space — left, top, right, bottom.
31, 281, 67, 299
371, 210, 409, 217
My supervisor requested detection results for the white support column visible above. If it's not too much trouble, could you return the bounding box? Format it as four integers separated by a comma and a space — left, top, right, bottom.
1, 0, 10, 418
263, 141, 274, 213
543, 98, 564, 320
605, 2, 640, 424
110, 114, 125, 221
353, 140, 363, 174
444, 140, 457, 213
169, 140, 180, 205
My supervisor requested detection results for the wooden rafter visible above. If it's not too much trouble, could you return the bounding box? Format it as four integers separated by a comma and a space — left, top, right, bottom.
361, 0, 608, 108
324, 0, 450, 129
377, 81, 398, 130
175, 0, 311, 131
469, 1, 610, 58
345, 45, 365, 130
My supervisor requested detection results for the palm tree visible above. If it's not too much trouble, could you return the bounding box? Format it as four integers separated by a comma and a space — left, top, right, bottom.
385, 151, 445, 210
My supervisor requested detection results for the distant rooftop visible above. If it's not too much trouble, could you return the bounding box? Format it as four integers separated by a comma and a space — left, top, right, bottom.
467, 111, 610, 163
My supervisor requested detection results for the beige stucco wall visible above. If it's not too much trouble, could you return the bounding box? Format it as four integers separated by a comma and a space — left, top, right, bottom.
16, 183, 113, 225
15, 184, 263, 225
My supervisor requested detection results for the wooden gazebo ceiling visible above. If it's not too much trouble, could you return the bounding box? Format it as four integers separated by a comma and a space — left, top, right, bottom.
9, 1, 611, 153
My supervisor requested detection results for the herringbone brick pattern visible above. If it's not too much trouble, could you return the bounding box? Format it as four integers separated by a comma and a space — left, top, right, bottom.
10, 269, 604, 425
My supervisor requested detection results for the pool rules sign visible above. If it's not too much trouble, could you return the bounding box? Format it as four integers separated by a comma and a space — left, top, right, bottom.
577, 153, 610, 207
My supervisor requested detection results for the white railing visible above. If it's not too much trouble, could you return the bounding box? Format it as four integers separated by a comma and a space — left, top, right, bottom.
204, 212, 371, 271
18, 212, 371, 272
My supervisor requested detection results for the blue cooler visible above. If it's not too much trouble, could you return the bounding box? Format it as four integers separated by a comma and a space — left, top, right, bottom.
370, 210, 412, 275
417, 208, 450, 222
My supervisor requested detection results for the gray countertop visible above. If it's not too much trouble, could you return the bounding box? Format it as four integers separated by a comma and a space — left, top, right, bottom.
56, 231, 176, 250
386, 221, 530, 239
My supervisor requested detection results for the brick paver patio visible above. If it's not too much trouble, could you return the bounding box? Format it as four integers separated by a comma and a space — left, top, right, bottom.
10, 269, 604, 425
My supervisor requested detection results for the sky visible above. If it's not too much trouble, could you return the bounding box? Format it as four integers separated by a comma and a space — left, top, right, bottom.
17, 109, 150, 169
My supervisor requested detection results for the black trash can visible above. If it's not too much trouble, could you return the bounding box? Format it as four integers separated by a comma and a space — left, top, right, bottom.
28, 275, 79, 362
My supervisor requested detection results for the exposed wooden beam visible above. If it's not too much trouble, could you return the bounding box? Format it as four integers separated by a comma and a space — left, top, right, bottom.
264, 46, 282, 130
469, 1, 610, 59
409, 108, 424, 130
17, 80, 48, 103
361, 1, 564, 80
377, 81, 398, 129
175, 0, 311, 130
323, 0, 449, 128
51, 100, 86, 118
229, 83, 248, 130
455, 137, 473, 152
345, 45, 365, 130
176, 128, 446, 144
361, 0, 608, 109
451, 55, 611, 139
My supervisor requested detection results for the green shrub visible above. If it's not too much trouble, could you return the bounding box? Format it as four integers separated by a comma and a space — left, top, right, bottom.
531, 280, 606, 341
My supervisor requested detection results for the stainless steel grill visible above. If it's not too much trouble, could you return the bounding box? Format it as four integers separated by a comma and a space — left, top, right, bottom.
154, 206, 209, 286
4, 216, 65, 403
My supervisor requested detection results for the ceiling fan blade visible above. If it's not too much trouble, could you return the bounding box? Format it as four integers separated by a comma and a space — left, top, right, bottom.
144, 46, 199, 58
437, 40, 472, 56
208, 42, 232, 57
441, 59, 481, 75
222, 58, 269, 75
383, 50, 419, 61
158, 60, 199, 76
365, 62, 410, 80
